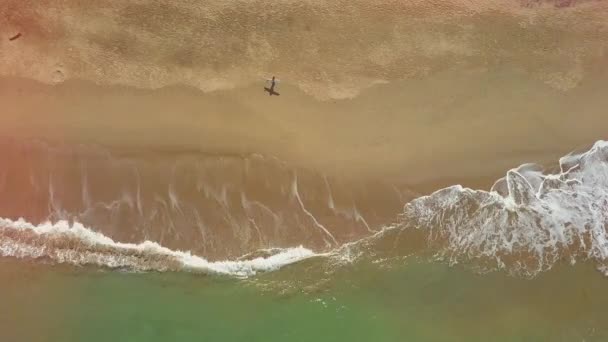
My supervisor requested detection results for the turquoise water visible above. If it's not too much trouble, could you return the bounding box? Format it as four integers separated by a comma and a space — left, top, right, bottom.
3, 258, 607, 342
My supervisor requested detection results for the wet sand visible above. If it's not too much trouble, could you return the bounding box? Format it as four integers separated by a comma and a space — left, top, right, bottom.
1, 63, 607, 184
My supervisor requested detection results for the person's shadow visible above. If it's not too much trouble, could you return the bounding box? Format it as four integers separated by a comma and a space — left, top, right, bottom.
264, 76, 280, 96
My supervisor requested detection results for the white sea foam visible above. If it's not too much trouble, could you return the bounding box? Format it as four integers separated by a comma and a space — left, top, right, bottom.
395, 140, 608, 276
0, 217, 318, 278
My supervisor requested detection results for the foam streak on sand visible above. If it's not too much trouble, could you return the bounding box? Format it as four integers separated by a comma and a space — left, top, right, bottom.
0, 218, 318, 278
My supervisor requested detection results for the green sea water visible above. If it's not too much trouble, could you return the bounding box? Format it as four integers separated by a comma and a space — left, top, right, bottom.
2, 257, 608, 342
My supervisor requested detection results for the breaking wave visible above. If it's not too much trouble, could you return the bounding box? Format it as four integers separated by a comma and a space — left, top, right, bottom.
349, 140, 608, 277
0, 217, 318, 278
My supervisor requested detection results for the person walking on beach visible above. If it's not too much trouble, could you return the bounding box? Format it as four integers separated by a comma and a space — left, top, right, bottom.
264, 76, 280, 96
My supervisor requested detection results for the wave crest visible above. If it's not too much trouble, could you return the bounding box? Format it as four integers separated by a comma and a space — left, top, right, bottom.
0, 218, 318, 278
392, 141, 608, 276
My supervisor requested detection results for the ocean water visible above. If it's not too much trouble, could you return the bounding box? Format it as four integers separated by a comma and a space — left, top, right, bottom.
3, 257, 608, 342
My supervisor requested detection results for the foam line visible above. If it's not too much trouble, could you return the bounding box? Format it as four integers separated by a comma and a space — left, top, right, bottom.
0, 218, 318, 278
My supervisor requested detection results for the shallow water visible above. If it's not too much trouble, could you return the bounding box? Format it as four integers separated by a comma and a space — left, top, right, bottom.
3, 258, 607, 342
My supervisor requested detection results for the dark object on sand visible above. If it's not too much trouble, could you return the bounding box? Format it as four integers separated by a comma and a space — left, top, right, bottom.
9, 33, 22, 41
264, 76, 280, 96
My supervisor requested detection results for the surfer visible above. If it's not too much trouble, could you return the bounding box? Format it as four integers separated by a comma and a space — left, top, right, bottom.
264, 76, 280, 96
